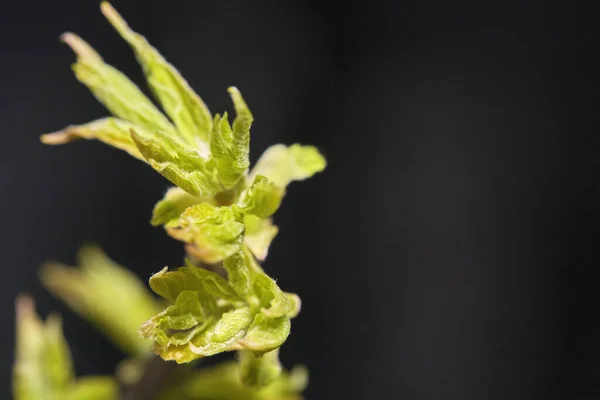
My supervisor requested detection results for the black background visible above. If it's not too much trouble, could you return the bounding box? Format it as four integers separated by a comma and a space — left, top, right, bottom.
0, 1, 598, 399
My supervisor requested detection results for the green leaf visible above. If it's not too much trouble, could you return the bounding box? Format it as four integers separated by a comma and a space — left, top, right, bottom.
243, 214, 279, 261
249, 144, 326, 188
238, 349, 282, 389
69, 376, 118, 400
148, 264, 238, 303
101, 1, 213, 150
151, 187, 204, 227
40, 117, 145, 161
60, 32, 176, 136
283, 292, 302, 319
40, 245, 161, 356
222, 251, 252, 297
139, 291, 216, 350
253, 273, 292, 319
145, 305, 253, 364
13, 296, 73, 400
238, 313, 291, 353
131, 129, 223, 198
236, 175, 284, 219
208, 87, 252, 189
165, 203, 245, 263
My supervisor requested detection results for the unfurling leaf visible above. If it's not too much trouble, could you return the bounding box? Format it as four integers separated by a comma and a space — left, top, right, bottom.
236, 175, 284, 219
101, 1, 213, 151
40, 245, 161, 356
243, 215, 279, 261
148, 264, 238, 303
253, 273, 292, 319
41, 117, 145, 161
131, 130, 223, 198
222, 251, 252, 297
165, 203, 244, 263
240, 314, 291, 353
151, 187, 204, 227
143, 251, 297, 363
61, 32, 176, 136
238, 349, 282, 389
208, 87, 252, 189
249, 144, 326, 188
142, 299, 253, 364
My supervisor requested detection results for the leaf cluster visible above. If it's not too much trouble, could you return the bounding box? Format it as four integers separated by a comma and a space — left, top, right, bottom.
14, 2, 326, 399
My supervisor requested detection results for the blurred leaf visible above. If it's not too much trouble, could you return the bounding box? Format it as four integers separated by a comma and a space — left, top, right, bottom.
41, 117, 145, 161
249, 144, 326, 188
12, 296, 119, 400
165, 203, 245, 263
101, 1, 213, 151
68, 376, 118, 400
157, 360, 307, 400
238, 349, 282, 390
13, 296, 73, 400
40, 245, 161, 356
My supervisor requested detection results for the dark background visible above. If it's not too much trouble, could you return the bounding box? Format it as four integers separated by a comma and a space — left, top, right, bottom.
0, 0, 598, 399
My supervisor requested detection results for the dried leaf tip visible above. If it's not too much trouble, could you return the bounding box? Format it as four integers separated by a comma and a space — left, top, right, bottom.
60, 32, 102, 62
100, 1, 133, 40
15, 294, 35, 320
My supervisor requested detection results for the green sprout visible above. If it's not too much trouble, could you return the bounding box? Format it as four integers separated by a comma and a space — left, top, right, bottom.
13, 2, 325, 399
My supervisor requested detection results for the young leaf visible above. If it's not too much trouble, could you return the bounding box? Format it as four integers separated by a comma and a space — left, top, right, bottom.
147, 307, 254, 364
249, 144, 326, 188
208, 87, 252, 189
253, 273, 292, 319
165, 203, 245, 263
41, 117, 145, 161
238, 314, 291, 353
151, 187, 204, 227
186, 307, 254, 357
139, 290, 215, 349
222, 251, 252, 297
149, 264, 239, 303
243, 214, 279, 261
283, 292, 302, 319
101, 1, 213, 151
131, 129, 223, 198
61, 32, 176, 136
236, 175, 284, 219
40, 245, 161, 356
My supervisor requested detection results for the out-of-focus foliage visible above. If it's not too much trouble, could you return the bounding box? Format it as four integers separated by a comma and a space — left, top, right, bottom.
40, 245, 161, 356
157, 360, 308, 400
12, 296, 118, 400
